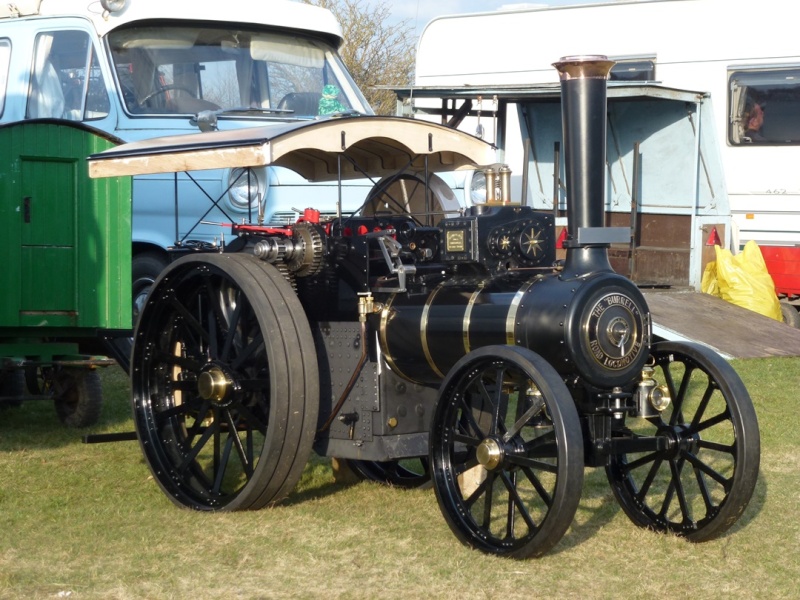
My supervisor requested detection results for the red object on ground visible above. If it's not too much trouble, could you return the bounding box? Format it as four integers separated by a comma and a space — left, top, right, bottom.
760, 245, 800, 295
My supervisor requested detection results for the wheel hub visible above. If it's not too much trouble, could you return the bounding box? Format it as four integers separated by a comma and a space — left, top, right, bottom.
476, 438, 504, 471
197, 366, 232, 404
659, 424, 699, 459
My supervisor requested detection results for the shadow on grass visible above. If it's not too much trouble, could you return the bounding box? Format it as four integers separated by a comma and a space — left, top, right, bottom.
550, 466, 621, 555
0, 365, 134, 451
282, 454, 365, 507
553, 459, 768, 555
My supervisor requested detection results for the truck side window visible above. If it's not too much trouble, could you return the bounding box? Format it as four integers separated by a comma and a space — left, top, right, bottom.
729, 67, 800, 145
26, 30, 109, 121
0, 38, 10, 118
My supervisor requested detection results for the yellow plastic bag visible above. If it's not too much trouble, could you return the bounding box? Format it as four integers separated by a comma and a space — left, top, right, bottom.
702, 240, 782, 321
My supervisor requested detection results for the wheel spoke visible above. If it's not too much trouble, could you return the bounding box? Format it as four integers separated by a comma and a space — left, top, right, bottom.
221, 300, 243, 362
168, 294, 209, 347
505, 454, 559, 473
231, 331, 264, 372
180, 399, 213, 449
235, 402, 269, 435
499, 470, 538, 534
178, 420, 217, 474
506, 471, 518, 539
456, 395, 489, 439
636, 455, 665, 500
452, 432, 482, 447
489, 365, 506, 435
693, 464, 717, 513
153, 396, 203, 423
694, 409, 732, 435
452, 455, 480, 478
225, 409, 254, 479
669, 457, 692, 524
503, 395, 545, 443
682, 450, 731, 488
669, 364, 693, 426
689, 380, 715, 429
521, 466, 553, 507
212, 429, 236, 495
151, 348, 204, 372
621, 450, 663, 474
696, 439, 734, 454
238, 378, 270, 392
480, 472, 495, 529
522, 430, 557, 457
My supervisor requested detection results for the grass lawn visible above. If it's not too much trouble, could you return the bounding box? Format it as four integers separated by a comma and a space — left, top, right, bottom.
1, 356, 798, 599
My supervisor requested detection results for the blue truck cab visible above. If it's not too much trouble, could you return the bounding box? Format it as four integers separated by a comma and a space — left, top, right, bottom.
0, 0, 377, 317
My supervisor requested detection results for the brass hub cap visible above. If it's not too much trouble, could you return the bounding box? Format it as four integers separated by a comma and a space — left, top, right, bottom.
197, 367, 230, 403
476, 438, 504, 471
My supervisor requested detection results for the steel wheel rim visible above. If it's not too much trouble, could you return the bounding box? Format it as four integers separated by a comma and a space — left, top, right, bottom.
430, 346, 583, 558
607, 341, 760, 540
133, 258, 274, 510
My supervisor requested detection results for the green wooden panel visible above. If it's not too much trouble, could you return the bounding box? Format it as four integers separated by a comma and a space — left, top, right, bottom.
20, 158, 76, 246
0, 121, 132, 333
20, 246, 77, 313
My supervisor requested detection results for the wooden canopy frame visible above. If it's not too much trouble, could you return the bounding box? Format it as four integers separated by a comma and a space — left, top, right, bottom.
88, 116, 498, 181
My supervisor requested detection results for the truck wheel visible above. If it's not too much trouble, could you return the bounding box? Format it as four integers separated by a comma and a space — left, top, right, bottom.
606, 341, 760, 542
131, 253, 319, 511
53, 368, 103, 428
429, 345, 584, 558
0, 369, 26, 409
780, 301, 800, 328
132, 252, 169, 326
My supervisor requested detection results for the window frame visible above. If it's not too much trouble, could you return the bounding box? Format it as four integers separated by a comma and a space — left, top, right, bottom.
728, 63, 800, 146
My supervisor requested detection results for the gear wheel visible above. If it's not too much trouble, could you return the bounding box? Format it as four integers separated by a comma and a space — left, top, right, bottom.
288, 223, 324, 277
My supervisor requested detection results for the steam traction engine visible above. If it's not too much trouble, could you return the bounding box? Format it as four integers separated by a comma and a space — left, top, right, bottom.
89, 56, 760, 558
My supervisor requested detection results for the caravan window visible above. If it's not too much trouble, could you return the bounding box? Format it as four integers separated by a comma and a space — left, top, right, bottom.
610, 59, 655, 82
729, 66, 800, 145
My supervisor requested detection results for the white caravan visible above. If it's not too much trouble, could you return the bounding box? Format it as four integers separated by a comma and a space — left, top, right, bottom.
414, 0, 800, 313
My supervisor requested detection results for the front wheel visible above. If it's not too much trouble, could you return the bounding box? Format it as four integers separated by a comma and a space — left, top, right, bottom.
606, 341, 760, 541
132, 251, 169, 326
429, 345, 584, 558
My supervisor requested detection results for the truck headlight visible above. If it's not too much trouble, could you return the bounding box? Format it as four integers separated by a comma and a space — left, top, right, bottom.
227, 167, 267, 210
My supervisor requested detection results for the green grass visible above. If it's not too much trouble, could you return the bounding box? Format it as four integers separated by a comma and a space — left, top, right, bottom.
1, 357, 798, 599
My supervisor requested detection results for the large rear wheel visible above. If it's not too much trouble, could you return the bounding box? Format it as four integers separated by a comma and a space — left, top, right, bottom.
132, 253, 319, 511
430, 345, 584, 558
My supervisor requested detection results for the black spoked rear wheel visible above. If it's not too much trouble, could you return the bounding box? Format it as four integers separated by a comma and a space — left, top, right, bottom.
132, 253, 319, 511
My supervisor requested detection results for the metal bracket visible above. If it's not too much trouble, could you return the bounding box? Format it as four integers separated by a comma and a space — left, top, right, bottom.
374, 232, 416, 292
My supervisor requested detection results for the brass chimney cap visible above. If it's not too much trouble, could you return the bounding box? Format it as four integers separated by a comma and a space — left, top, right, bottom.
553, 55, 615, 80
